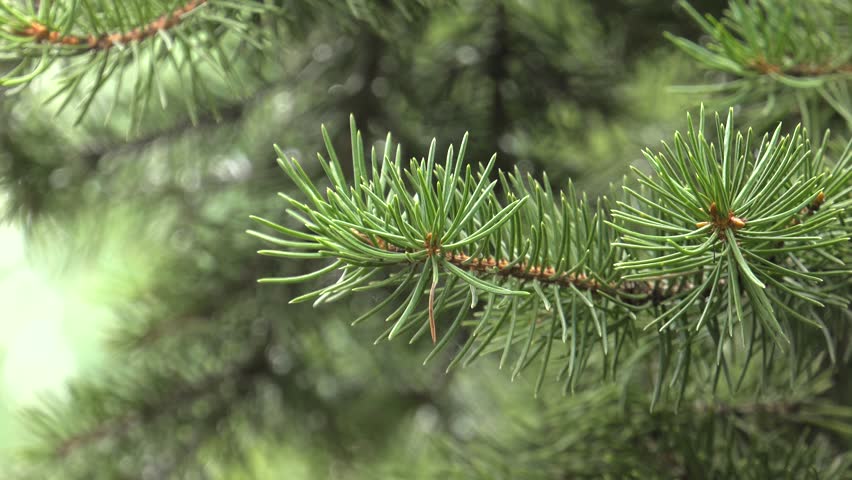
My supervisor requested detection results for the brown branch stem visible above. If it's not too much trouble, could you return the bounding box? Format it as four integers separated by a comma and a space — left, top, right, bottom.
747, 57, 852, 77
353, 230, 655, 304
13, 0, 207, 51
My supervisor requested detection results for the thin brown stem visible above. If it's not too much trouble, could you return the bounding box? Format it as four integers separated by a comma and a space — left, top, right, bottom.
352, 230, 655, 304
747, 57, 852, 77
13, 0, 207, 51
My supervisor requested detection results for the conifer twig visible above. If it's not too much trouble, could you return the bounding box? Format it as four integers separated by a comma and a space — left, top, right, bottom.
746, 58, 852, 77
12, 0, 208, 51
251, 109, 849, 392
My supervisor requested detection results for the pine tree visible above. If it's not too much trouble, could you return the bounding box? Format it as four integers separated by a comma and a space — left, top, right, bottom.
0, 0, 849, 478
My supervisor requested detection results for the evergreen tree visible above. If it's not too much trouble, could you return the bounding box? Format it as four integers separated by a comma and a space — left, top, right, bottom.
0, 0, 849, 478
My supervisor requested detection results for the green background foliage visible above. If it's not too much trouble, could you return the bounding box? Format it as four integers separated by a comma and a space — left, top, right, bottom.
0, 0, 849, 478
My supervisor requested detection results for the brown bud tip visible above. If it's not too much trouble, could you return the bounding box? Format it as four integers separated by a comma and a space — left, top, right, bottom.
729, 216, 746, 229
708, 202, 718, 217
30, 22, 47, 35
815, 191, 825, 205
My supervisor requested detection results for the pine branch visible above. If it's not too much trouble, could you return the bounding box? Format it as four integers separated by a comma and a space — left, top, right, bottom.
11, 0, 208, 51
667, 0, 852, 79
746, 57, 852, 77
0, 0, 282, 126
0, 0, 446, 127
250, 109, 851, 397
666, 0, 852, 126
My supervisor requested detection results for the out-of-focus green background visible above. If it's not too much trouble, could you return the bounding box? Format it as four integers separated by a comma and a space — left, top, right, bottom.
0, 215, 110, 450
1, 0, 763, 476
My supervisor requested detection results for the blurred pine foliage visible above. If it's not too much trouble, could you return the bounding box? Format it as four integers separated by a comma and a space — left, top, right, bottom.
0, 0, 849, 478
